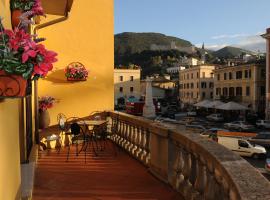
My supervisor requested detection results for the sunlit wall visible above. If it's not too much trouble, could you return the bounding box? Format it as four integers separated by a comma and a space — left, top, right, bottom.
0, 1, 21, 199
38, 0, 114, 124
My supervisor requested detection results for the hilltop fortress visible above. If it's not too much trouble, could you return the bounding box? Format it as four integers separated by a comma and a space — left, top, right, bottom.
150, 41, 196, 54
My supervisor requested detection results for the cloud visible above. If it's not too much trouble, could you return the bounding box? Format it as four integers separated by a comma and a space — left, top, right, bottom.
211, 33, 249, 40
235, 34, 266, 52
198, 32, 267, 52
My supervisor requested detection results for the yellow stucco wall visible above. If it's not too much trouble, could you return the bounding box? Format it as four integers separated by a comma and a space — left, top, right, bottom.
37, 0, 114, 125
0, 1, 21, 199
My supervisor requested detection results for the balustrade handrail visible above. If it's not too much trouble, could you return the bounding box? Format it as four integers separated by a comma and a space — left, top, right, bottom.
106, 111, 270, 200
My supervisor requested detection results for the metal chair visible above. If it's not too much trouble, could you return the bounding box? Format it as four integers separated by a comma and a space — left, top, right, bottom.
66, 117, 97, 163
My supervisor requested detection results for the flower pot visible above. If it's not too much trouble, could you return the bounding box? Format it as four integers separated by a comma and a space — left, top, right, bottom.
0, 70, 28, 97
67, 77, 86, 81
11, 9, 22, 29
39, 109, 50, 129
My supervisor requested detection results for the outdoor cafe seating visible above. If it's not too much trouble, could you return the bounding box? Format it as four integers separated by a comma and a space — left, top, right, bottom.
40, 111, 114, 163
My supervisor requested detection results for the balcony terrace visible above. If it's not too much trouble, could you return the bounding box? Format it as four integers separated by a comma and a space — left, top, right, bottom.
33, 111, 270, 200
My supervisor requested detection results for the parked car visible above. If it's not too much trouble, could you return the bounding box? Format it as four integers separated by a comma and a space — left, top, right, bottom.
265, 158, 270, 173
248, 132, 270, 148
206, 113, 224, 122
218, 136, 266, 159
188, 119, 209, 127
200, 128, 229, 137
187, 110, 197, 117
224, 121, 255, 131
256, 120, 270, 129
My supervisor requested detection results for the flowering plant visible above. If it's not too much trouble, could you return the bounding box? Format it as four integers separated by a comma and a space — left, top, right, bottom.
65, 62, 89, 80
10, 0, 44, 16
0, 19, 57, 80
38, 96, 55, 111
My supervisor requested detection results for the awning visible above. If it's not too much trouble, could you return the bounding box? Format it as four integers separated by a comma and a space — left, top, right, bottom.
41, 0, 73, 16
204, 100, 224, 108
193, 100, 211, 107
216, 101, 249, 110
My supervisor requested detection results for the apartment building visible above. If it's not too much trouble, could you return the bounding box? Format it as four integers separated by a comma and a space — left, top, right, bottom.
114, 68, 141, 106
213, 64, 266, 113
179, 65, 215, 105
262, 28, 270, 118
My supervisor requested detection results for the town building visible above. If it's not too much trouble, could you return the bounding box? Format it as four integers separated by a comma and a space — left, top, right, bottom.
262, 28, 270, 119
213, 64, 266, 113
141, 75, 177, 101
114, 68, 141, 106
179, 65, 215, 106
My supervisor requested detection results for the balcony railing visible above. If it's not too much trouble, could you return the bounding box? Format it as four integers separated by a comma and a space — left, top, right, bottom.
107, 111, 270, 200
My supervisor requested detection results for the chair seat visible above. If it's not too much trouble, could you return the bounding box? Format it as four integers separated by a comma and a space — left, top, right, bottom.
46, 135, 61, 142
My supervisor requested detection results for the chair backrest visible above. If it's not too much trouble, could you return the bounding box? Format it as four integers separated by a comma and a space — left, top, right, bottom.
70, 122, 81, 136
89, 111, 106, 120
57, 113, 67, 131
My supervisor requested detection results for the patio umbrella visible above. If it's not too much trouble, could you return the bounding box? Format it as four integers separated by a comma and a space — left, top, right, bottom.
204, 100, 224, 109
194, 100, 211, 107
216, 101, 249, 110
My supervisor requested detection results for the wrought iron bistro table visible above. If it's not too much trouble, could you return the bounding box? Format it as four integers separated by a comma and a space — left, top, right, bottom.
77, 120, 108, 153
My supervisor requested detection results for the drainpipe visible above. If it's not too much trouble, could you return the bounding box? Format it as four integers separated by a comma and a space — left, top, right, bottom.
33, 8, 69, 144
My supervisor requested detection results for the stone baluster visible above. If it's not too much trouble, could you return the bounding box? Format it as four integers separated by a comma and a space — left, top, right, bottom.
175, 146, 185, 191
194, 157, 207, 198
138, 127, 146, 162
179, 150, 192, 199
127, 124, 134, 152
123, 122, 129, 149
146, 128, 151, 164
118, 120, 124, 145
121, 121, 128, 147
134, 126, 142, 158
130, 125, 138, 154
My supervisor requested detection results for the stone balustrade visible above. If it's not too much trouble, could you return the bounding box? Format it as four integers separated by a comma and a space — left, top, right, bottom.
107, 111, 270, 200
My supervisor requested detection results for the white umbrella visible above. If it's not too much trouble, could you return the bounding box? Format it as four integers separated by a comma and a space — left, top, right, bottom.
204, 100, 224, 108
216, 101, 249, 110
194, 100, 211, 107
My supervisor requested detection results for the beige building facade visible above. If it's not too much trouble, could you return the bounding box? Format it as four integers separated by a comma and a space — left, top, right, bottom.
213, 64, 266, 113
179, 65, 215, 105
114, 69, 141, 105
262, 28, 270, 118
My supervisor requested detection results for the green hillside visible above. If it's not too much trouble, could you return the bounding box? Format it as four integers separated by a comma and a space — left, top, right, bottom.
213, 46, 254, 58
114, 32, 192, 55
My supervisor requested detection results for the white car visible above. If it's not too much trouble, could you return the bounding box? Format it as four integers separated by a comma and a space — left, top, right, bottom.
218, 137, 266, 159
187, 111, 197, 116
206, 113, 224, 122
256, 120, 270, 129
224, 121, 255, 131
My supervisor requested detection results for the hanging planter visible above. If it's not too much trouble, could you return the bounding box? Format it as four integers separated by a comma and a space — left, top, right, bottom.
0, 70, 29, 97
11, 9, 23, 29
0, 18, 57, 98
10, 0, 45, 29
65, 62, 89, 81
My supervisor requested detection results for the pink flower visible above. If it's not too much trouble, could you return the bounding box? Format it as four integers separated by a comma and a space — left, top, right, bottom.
22, 49, 37, 63
32, 0, 44, 16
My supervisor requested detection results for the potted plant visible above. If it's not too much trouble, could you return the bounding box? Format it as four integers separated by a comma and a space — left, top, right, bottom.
0, 16, 57, 97
10, 0, 44, 29
65, 62, 89, 81
38, 95, 56, 129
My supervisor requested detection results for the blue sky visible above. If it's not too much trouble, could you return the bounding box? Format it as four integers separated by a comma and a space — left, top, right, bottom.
114, 0, 270, 51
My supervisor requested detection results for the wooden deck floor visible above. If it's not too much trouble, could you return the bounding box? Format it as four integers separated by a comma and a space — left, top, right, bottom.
33, 141, 182, 200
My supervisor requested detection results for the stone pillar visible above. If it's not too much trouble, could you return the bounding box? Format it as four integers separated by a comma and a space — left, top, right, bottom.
262, 28, 270, 119
143, 77, 156, 118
